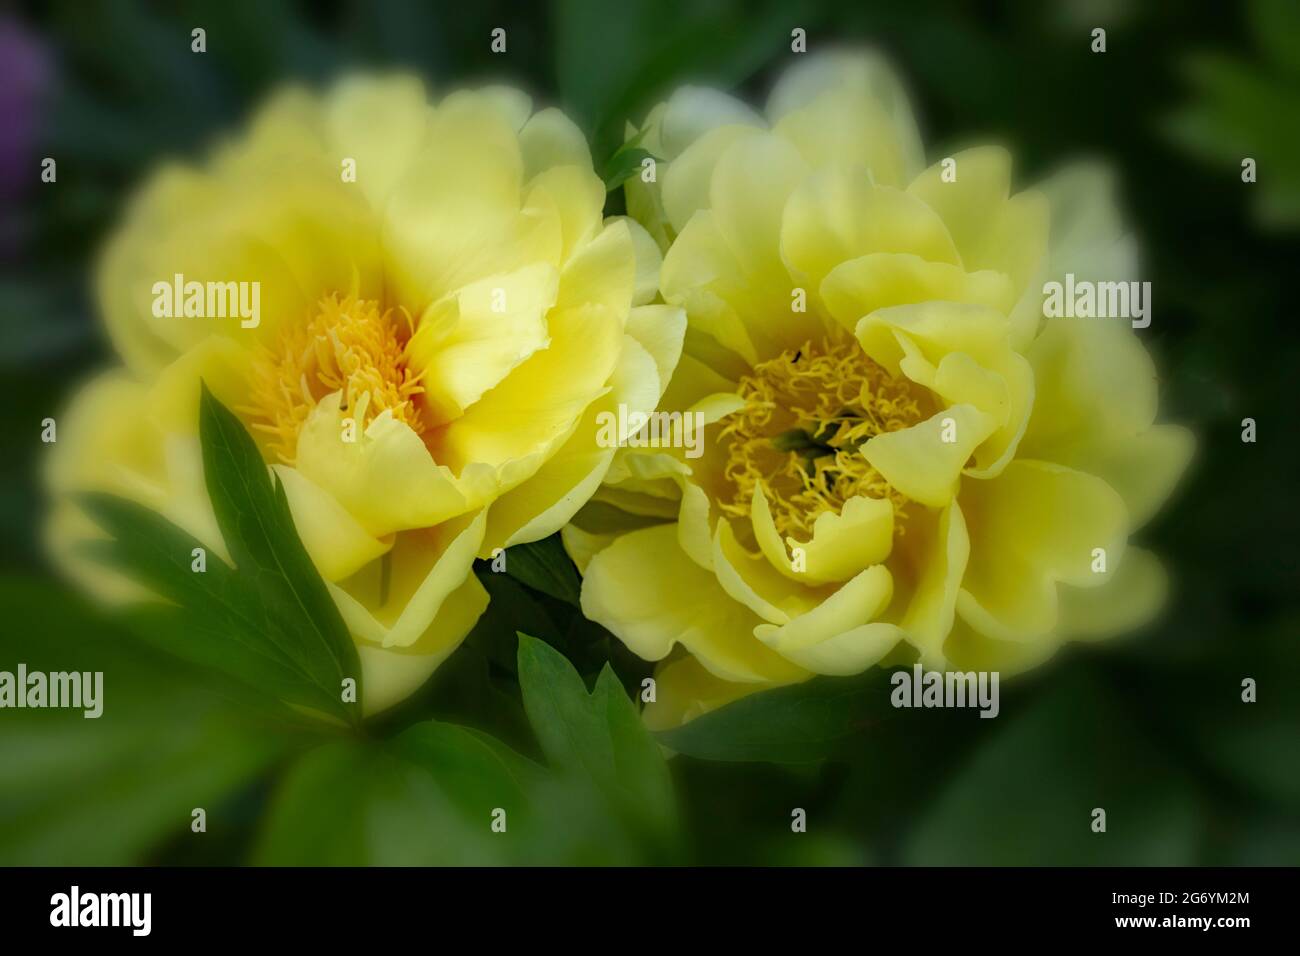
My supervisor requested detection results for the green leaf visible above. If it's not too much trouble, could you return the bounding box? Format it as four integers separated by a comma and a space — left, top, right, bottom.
516, 634, 678, 852
198, 383, 361, 711
78, 495, 329, 714
602, 146, 655, 191
517, 633, 613, 774
256, 722, 544, 866
593, 666, 676, 839
657, 669, 899, 763
80, 384, 361, 724
501, 533, 582, 606
254, 719, 655, 865
0, 577, 303, 865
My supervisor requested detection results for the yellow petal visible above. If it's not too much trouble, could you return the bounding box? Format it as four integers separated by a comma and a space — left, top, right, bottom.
481, 333, 661, 553
766, 51, 924, 184
660, 87, 764, 158
331, 510, 487, 649
753, 566, 900, 674
706, 131, 814, 321
274, 464, 391, 582
787, 493, 896, 584
623, 304, 687, 396
907, 147, 1049, 348
712, 519, 830, 625
941, 610, 1060, 676
773, 86, 913, 186
643, 654, 788, 731
527, 164, 607, 265
554, 216, 635, 316
856, 301, 1034, 475
580, 523, 806, 683
821, 252, 1014, 331
782, 167, 961, 301
561, 523, 619, 575
957, 460, 1128, 641
660, 211, 762, 365
1021, 316, 1158, 450
324, 75, 433, 211
662, 124, 765, 234
407, 261, 558, 424
100, 160, 381, 372
358, 572, 489, 715
659, 352, 742, 416
860, 404, 996, 507
438, 302, 621, 473
907, 147, 1014, 268
1058, 546, 1168, 640
1075, 426, 1194, 530
519, 107, 592, 180
296, 393, 471, 537
889, 501, 969, 667
381, 100, 541, 309
610, 216, 665, 306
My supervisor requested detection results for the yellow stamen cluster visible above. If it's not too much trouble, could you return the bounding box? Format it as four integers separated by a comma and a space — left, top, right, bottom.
718, 334, 926, 541
242, 293, 425, 464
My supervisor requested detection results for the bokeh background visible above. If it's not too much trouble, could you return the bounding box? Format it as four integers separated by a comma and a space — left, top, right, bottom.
1, 0, 1297, 865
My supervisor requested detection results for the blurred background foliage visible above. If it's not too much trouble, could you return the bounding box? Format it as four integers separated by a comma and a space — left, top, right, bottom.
0, 0, 1297, 865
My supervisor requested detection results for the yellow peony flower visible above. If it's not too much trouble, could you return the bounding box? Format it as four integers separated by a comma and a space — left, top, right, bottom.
46, 75, 683, 714
568, 52, 1193, 728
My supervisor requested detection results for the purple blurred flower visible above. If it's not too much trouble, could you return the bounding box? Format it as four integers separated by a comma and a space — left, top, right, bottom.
0, 17, 53, 257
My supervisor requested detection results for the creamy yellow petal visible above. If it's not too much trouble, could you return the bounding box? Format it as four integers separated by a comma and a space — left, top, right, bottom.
296, 393, 471, 536
331, 509, 486, 649
662, 124, 766, 235
941, 610, 1060, 676
889, 501, 969, 667
555, 217, 635, 316
527, 164, 607, 266
659, 352, 742, 417
787, 493, 896, 584
407, 261, 558, 424
957, 460, 1128, 641
773, 86, 913, 187
481, 334, 661, 553
907, 147, 1014, 268
659, 86, 765, 159
580, 523, 806, 683
609, 216, 665, 306
1057, 546, 1168, 641
643, 654, 791, 732
861, 404, 996, 507
782, 168, 961, 301
358, 573, 489, 715
660, 211, 762, 365
1021, 316, 1158, 451
323, 75, 433, 210
1072, 426, 1194, 530
561, 523, 619, 576
857, 301, 1034, 475
381, 100, 540, 309
821, 252, 1014, 331
623, 304, 687, 395
712, 518, 830, 625
753, 566, 901, 674
766, 51, 924, 183
274, 464, 391, 582
437, 302, 620, 474
519, 107, 592, 180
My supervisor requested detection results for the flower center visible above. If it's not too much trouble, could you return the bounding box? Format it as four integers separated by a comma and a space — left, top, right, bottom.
243, 293, 425, 464
718, 333, 928, 541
